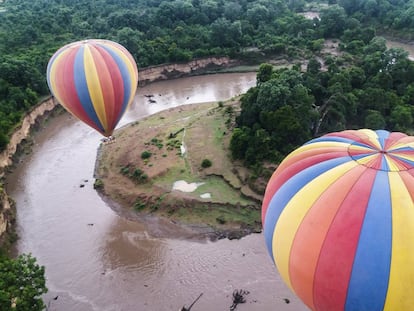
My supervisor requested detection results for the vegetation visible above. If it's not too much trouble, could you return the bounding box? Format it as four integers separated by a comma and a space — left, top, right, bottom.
201, 158, 213, 168
0, 0, 414, 154
231, 10, 414, 167
3, 0, 414, 305
120, 164, 148, 184
0, 253, 47, 311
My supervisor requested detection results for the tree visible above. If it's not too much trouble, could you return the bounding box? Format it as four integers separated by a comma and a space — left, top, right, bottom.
256, 63, 274, 85
319, 5, 348, 38
390, 104, 413, 131
364, 109, 386, 129
0, 254, 47, 311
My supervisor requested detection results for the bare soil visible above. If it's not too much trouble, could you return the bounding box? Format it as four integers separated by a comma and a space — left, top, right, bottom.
95, 98, 263, 240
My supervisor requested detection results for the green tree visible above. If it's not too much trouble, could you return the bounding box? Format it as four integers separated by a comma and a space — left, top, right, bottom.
390, 104, 413, 131
319, 5, 348, 38
256, 63, 274, 85
364, 109, 386, 129
0, 254, 47, 311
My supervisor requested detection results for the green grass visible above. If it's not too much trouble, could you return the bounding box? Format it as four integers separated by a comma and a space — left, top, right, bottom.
193, 176, 253, 205
154, 166, 194, 188
172, 203, 260, 227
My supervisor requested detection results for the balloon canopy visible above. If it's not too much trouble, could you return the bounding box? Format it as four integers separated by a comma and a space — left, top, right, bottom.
262, 129, 414, 311
47, 39, 138, 137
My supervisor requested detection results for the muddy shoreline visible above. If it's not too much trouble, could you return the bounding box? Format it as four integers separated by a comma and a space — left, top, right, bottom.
96, 191, 259, 241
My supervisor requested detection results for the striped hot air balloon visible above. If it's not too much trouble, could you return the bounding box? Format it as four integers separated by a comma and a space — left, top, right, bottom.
262, 129, 414, 311
46, 39, 138, 137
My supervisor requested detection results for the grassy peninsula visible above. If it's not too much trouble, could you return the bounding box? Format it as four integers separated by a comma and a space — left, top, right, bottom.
95, 98, 263, 240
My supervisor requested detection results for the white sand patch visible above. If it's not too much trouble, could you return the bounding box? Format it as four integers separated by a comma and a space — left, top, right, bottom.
200, 193, 211, 199
173, 180, 205, 192
180, 144, 186, 156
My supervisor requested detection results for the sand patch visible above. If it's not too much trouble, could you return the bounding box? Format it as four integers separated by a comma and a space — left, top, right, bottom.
173, 180, 205, 192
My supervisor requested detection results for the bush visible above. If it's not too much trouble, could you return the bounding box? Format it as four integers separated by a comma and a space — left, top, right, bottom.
134, 199, 146, 211
141, 150, 152, 159
93, 179, 104, 189
201, 158, 212, 168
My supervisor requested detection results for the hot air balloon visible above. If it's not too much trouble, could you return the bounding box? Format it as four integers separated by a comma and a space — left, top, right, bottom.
46, 39, 138, 137
262, 129, 414, 311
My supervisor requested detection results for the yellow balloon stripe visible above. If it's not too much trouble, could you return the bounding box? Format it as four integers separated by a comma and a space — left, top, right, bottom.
272, 160, 359, 291
83, 45, 108, 131
384, 172, 414, 310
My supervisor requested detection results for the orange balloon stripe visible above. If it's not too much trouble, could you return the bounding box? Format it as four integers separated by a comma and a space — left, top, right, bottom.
51, 47, 105, 134
262, 148, 349, 223
289, 164, 367, 310
94, 46, 123, 132
313, 169, 377, 310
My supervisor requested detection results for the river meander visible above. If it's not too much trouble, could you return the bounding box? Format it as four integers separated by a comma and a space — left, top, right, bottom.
6, 73, 308, 311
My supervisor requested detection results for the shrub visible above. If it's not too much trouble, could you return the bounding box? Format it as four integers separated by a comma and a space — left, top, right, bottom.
201, 158, 212, 168
134, 199, 146, 211
120, 166, 130, 175
93, 179, 104, 189
141, 150, 152, 159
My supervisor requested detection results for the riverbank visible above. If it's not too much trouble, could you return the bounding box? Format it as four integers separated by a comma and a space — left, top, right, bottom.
0, 56, 259, 248
95, 98, 263, 240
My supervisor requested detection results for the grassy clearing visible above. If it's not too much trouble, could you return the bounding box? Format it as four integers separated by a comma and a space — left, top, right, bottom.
96, 99, 261, 234
171, 203, 259, 229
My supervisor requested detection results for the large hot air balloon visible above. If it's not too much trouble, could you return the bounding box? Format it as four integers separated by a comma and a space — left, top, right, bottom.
46, 39, 138, 137
262, 129, 414, 311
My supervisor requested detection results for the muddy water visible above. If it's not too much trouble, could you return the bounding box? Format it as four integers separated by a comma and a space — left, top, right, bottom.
6, 73, 307, 311
385, 39, 414, 60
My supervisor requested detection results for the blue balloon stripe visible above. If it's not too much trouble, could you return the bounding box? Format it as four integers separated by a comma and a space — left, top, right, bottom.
73, 46, 104, 132
381, 154, 390, 171
264, 156, 352, 261
304, 137, 355, 145
376, 129, 390, 139
100, 44, 133, 124
350, 153, 378, 161
345, 170, 391, 311
390, 146, 414, 152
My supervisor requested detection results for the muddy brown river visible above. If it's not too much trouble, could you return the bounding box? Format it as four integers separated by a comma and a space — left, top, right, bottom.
6, 73, 307, 311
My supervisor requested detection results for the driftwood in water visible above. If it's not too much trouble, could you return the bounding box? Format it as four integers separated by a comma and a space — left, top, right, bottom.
180, 293, 203, 311
230, 289, 249, 310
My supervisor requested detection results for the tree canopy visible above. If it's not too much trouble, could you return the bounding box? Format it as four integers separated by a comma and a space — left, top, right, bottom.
0, 254, 47, 311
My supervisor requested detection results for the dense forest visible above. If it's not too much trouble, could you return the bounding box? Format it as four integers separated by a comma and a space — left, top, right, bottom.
231, 38, 414, 166
1, 0, 414, 155
2, 1, 414, 307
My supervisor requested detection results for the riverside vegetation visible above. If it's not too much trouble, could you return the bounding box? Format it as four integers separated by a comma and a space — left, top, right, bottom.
3, 0, 414, 307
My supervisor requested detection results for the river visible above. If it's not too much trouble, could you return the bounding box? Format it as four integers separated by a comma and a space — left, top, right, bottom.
6, 73, 307, 311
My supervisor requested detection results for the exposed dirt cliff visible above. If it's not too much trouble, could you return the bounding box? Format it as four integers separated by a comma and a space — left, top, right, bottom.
138, 57, 238, 86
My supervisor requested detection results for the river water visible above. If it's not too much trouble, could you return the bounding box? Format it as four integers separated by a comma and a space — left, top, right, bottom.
6, 73, 307, 311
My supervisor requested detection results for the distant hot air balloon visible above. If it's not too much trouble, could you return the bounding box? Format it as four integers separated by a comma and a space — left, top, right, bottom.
46, 39, 138, 137
262, 129, 414, 311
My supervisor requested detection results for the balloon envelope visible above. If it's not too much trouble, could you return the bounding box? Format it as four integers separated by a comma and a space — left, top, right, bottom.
262, 129, 414, 311
47, 39, 138, 137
